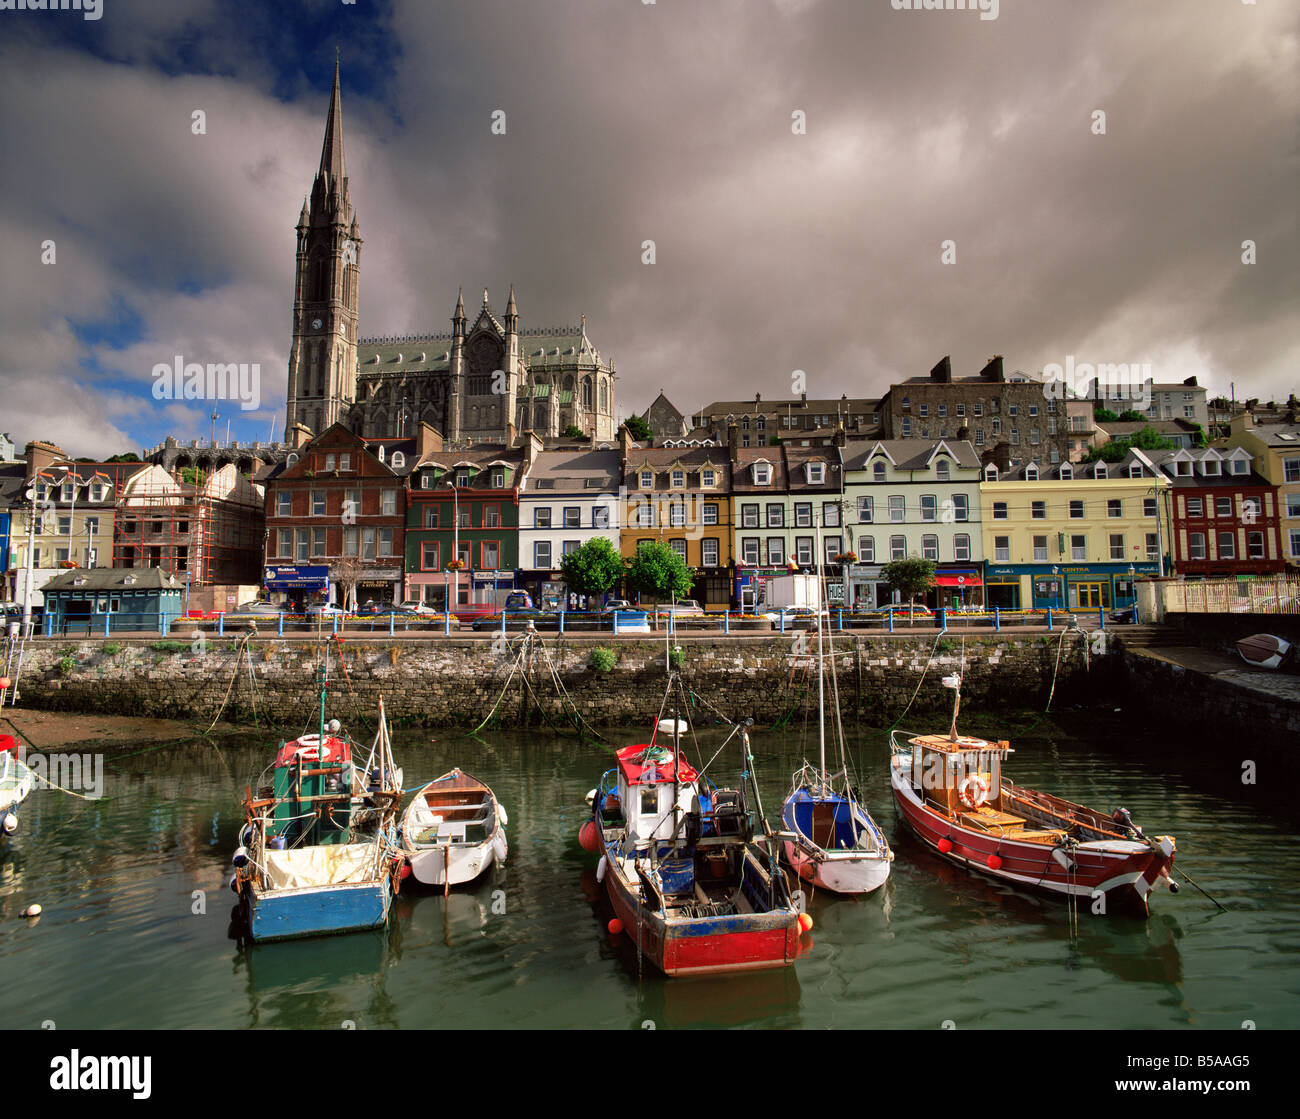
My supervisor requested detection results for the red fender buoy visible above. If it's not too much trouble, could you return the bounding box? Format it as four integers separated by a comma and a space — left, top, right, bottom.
988, 854, 1003, 871
607, 918, 624, 935
937, 837, 953, 854
798, 913, 814, 933
579, 819, 600, 853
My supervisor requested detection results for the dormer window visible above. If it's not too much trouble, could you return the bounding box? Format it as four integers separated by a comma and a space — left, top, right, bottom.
807, 463, 825, 484
753, 463, 772, 485
1128, 464, 1142, 478
873, 461, 886, 481
640, 470, 653, 489
492, 469, 505, 489
672, 469, 685, 488
456, 471, 469, 487
935, 459, 950, 481
1202, 458, 1220, 476
390, 451, 406, 470
286, 453, 299, 468
421, 474, 432, 489
377, 445, 386, 464
1231, 458, 1248, 475
1025, 465, 1038, 481
1059, 464, 1073, 480
984, 464, 999, 481
1175, 460, 1191, 477
1095, 463, 1108, 479
701, 468, 716, 488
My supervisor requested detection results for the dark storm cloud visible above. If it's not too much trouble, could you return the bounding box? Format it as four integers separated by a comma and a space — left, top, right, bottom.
0, 0, 1293, 454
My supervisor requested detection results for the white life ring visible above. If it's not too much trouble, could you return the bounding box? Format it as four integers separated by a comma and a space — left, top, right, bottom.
959, 773, 990, 810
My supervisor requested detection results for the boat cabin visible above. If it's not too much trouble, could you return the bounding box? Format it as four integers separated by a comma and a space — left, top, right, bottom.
270, 733, 353, 846
615, 744, 701, 849
907, 733, 1016, 825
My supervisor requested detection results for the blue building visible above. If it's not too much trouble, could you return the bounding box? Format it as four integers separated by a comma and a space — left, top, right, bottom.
41, 568, 184, 635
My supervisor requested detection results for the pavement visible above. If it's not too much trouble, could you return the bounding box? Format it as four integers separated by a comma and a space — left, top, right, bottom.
1129, 644, 1300, 704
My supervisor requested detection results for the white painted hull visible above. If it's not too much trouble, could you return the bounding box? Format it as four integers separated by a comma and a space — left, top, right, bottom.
783, 841, 891, 894
408, 829, 507, 887
401, 771, 508, 888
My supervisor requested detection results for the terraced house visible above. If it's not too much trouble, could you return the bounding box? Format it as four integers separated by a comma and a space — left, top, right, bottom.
978, 450, 1171, 613
404, 439, 537, 612
730, 443, 844, 609
263, 423, 423, 609
1226, 416, 1300, 570
1148, 446, 1284, 578
621, 444, 733, 609
840, 439, 983, 610
517, 448, 622, 609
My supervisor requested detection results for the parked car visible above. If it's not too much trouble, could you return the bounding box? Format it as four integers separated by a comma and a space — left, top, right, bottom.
226, 601, 285, 619
397, 600, 437, 615
879, 604, 934, 620
305, 603, 346, 618
600, 599, 633, 614
652, 599, 704, 617
1109, 604, 1137, 624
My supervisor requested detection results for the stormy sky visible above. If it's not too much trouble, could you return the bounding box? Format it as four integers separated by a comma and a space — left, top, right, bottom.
0, 0, 1295, 459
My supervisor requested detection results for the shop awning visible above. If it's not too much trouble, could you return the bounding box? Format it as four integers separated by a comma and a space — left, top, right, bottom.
935, 574, 982, 587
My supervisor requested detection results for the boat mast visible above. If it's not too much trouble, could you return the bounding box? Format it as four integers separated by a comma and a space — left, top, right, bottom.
672, 679, 681, 848
814, 515, 826, 786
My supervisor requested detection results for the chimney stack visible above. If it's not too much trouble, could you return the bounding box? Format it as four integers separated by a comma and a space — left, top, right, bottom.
979, 355, 1005, 383
930, 356, 953, 384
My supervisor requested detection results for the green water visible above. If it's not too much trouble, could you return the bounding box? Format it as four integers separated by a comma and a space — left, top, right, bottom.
1, 708, 1296, 1030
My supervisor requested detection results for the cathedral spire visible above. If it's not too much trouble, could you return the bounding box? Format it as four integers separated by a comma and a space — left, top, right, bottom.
319, 57, 346, 185
506, 284, 517, 317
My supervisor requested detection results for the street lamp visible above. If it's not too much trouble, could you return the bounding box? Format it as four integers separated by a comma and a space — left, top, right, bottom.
447, 479, 460, 610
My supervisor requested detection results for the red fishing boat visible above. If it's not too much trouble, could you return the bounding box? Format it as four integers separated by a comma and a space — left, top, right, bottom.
579, 680, 804, 977
888, 674, 1178, 918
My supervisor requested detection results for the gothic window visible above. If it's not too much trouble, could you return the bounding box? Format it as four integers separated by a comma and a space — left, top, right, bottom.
582, 377, 593, 408
599, 379, 608, 412
309, 252, 330, 303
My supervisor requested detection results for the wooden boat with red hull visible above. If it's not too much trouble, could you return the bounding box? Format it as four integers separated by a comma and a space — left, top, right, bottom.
888, 675, 1178, 918
580, 682, 804, 978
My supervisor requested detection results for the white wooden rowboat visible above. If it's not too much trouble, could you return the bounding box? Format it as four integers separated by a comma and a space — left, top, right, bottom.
400, 769, 508, 888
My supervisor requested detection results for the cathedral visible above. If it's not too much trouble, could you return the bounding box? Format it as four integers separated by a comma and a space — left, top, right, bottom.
285, 64, 618, 447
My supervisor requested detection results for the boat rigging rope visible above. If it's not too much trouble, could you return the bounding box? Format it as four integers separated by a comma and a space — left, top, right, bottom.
887, 631, 946, 731
202, 630, 257, 735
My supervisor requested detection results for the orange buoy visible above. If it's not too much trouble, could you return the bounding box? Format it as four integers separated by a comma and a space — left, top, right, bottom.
937, 838, 953, 854
607, 918, 623, 935
579, 819, 600, 853
798, 912, 814, 933
988, 854, 1003, 871
0, 678, 10, 689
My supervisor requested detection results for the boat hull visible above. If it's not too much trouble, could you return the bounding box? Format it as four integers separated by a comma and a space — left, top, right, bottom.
243, 878, 393, 942
780, 789, 891, 895
407, 831, 506, 887
401, 771, 507, 888
889, 760, 1173, 918
597, 833, 801, 977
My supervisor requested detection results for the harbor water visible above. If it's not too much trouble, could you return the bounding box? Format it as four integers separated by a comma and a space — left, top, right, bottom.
1, 707, 1295, 1030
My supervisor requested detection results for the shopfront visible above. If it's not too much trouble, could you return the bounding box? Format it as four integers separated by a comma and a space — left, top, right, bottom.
355, 567, 402, 608
981, 563, 1156, 611
264, 565, 329, 611
932, 567, 984, 609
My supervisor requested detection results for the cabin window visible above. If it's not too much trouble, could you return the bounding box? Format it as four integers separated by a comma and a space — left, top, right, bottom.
640, 788, 658, 815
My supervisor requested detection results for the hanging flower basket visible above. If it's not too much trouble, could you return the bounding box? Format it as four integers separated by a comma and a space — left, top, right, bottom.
833, 552, 858, 564
446, 560, 465, 571
59, 560, 79, 569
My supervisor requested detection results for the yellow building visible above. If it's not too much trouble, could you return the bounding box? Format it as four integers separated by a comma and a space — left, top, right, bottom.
1226, 415, 1300, 570
979, 450, 1172, 611
619, 447, 733, 608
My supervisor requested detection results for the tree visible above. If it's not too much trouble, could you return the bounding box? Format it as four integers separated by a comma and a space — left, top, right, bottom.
623, 415, 653, 442
1083, 425, 1174, 463
559, 538, 626, 601
880, 555, 936, 625
625, 540, 693, 627
1117, 410, 1145, 422
1093, 407, 1119, 422
561, 424, 585, 440
106, 453, 141, 463
333, 555, 365, 613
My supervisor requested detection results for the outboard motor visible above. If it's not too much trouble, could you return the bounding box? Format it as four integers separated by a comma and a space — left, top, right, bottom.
1111, 806, 1143, 840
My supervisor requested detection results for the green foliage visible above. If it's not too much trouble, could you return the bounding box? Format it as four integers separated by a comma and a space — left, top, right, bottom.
150, 641, 190, 653
105, 453, 141, 463
57, 652, 77, 676
623, 415, 653, 442
625, 540, 693, 603
935, 638, 955, 654
1188, 422, 1207, 448
101, 642, 122, 656
561, 424, 585, 439
1083, 424, 1175, 463
1093, 407, 1119, 422
668, 646, 685, 671
560, 538, 626, 598
880, 556, 936, 599
588, 647, 617, 673
1116, 410, 1146, 422
180, 467, 207, 486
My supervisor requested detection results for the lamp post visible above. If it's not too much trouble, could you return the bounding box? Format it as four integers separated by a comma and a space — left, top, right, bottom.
448, 480, 460, 610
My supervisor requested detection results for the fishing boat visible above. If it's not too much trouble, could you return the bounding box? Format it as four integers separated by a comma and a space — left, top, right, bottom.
0, 734, 35, 838
400, 769, 508, 889
579, 678, 805, 977
888, 673, 1177, 918
1236, 633, 1292, 670
779, 595, 892, 894
234, 678, 405, 942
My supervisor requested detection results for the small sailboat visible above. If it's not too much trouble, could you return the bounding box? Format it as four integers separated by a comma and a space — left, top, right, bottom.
779, 529, 892, 894
1236, 633, 1292, 670
234, 676, 405, 942
889, 673, 1178, 918
400, 769, 508, 889
0, 734, 35, 838
580, 677, 805, 977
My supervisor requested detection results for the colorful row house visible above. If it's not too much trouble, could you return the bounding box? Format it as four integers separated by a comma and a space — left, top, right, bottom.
979, 451, 1171, 611
1226, 416, 1300, 570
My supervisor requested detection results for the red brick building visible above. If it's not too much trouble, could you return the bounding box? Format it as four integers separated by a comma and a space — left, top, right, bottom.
1150, 446, 1286, 578
263, 423, 436, 608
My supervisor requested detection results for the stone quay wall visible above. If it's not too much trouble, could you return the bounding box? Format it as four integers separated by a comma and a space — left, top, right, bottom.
4, 630, 1108, 730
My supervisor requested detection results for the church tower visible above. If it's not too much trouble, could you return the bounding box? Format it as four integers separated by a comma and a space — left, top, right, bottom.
285, 60, 361, 443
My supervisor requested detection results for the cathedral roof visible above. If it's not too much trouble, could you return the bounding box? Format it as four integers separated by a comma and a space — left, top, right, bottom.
356, 325, 611, 379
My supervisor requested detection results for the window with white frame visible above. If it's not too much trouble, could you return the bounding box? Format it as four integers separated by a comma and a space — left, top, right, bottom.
668, 500, 686, 528
535, 541, 551, 568
886, 535, 904, 560
994, 536, 1010, 561
671, 469, 685, 488
767, 537, 786, 565
858, 495, 874, 522
535, 507, 551, 528
1071, 534, 1086, 560
1218, 531, 1235, 559
859, 536, 875, 562
702, 469, 716, 488
1247, 531, 1264, 559
767, 503, 784, 528
1188, 532, 1206, 560
669, 539, 687, 561
640, 470, 653, 488
1187, 497, 1204, 517
795, 503, 812, 527
922, 534, 939, 561
953, 533, 970, 561
873, 461, 887, 481
1033, 535, 1048, 561
702, 538, 719, 566
952, 494, 969, 521
807, 463, 825, 484
889, 496, 904, 522
1109, 533, 1124, 560
993, 502, 1008, 520
1108, 499, 1122, 518
753, 463, 772, 485
824, 536, 843, 564
742, 538, 760, 565
742, 503, 759, 528
823, 502, 840, 527
564, 507, 581, 528
311, 490, 326, 516
1215, 497, 1231, 518
921, 495, 937, 522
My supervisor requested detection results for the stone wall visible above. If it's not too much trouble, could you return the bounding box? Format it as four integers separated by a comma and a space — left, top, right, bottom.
4, 630, 1107, 730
